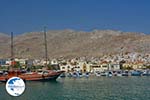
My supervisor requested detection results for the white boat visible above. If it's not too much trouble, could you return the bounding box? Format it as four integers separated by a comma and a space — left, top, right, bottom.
72, 72, 78, 78
101, 72, 107, 76
116, 71, 122, 76
82, 72, 89, 78
107, 71, 113, 77
67, 72, 72, 77
95, 71, 101, 77
122, 70, 129, 76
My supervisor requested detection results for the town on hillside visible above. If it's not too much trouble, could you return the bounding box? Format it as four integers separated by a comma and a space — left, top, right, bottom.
0, 52, 150, 77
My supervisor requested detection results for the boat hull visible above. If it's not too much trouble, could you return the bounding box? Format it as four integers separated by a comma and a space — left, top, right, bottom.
0, 70, 64, 82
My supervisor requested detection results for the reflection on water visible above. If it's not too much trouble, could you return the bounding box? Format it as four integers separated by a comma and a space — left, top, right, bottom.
0, 77, 150, 100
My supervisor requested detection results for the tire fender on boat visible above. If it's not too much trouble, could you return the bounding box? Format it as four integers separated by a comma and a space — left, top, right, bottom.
42, 71, 46, 78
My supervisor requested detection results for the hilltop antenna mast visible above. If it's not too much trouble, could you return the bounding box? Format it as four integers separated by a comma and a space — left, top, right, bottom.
44, 26, 48, 68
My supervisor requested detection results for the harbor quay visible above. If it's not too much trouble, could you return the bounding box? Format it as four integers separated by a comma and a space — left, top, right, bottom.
0, 52, 150, 77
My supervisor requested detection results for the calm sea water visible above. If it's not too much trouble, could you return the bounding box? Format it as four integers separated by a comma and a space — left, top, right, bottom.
0, 76, 150, 100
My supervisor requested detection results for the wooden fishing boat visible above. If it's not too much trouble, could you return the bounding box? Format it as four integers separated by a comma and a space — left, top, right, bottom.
0, 70, 64, 82
0, 28, 64, 82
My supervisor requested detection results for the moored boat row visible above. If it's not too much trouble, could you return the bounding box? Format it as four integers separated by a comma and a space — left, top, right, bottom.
59, 69, 150, 78
94, 70, 150, 77
59, 71, 90, 78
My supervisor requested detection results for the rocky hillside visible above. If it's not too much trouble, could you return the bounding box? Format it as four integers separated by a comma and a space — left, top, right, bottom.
0, 30, 150, 59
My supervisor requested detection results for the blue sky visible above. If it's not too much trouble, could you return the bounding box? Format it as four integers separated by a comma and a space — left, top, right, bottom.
0, 0, 150, 34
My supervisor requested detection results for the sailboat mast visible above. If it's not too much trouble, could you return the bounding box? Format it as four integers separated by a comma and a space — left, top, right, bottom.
11, 32, 14, 60
44, 27, 48, 68
10, 32, 14, 70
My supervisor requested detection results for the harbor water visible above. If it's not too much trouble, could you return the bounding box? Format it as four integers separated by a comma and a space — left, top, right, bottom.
0, 76, 150, 100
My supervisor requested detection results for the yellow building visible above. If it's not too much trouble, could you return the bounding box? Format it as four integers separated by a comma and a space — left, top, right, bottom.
132, 62, 144, 69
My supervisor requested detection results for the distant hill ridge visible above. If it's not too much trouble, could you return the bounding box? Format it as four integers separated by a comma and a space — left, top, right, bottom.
0, 30, 149, 59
